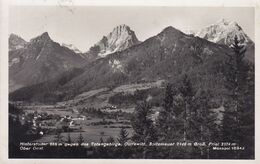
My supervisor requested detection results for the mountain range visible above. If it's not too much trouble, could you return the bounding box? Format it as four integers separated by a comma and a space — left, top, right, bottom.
9, 19, 254, 107
9, 25, 141, 92
9, 32, 86, 92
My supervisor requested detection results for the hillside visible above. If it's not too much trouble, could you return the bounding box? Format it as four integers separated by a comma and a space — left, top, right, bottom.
10, 26, 253, 106
9, 32, 87, 92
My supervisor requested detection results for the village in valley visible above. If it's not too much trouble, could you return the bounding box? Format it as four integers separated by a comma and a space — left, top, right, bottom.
10, 101, 135, 143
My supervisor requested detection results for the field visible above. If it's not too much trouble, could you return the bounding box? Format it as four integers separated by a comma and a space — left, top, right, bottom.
12, 81, 163, 143
20, 104, 133, 143
35, 124, 133, 143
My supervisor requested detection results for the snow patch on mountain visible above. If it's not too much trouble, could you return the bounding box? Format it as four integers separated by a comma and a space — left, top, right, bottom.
182, 29, 196, 35
9, 58, 20, 67
196, 19, 253, 46
156, 34, 166, 42
62, 43, 82, 54
109, 59, 124, 72
203, 47, 213, 56
172, 43, 177, 53
99, 50, 115, 58
36, 54, 41, 60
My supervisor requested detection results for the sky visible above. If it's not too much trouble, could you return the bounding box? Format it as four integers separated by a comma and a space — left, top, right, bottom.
9, 6, 254, 52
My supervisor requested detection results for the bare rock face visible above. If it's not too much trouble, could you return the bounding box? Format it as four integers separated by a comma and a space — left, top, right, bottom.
87, 24, 140, 58
196, 19, 253, 46
9, 34, 28, 51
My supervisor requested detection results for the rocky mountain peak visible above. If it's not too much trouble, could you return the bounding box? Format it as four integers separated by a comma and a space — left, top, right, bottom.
196, 19, 253, 46
217, 18, 234, 25
108, 24, 136, 39
30, 32, 52, 44
111, 24, 131, 33
9, 33, 24, 41
87, 24, 140, 58
9, 34, 27, 51
216, 19, 243, 31
160, 26, 184, 35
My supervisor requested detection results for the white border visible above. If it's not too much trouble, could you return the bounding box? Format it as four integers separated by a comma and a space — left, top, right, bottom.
0, 0, 259, 163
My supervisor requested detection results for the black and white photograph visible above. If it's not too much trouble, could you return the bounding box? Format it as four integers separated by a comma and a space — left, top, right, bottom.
3, 2, 256, 160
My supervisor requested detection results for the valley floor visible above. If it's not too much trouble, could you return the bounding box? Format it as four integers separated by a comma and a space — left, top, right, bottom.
12, 103, 134, 143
